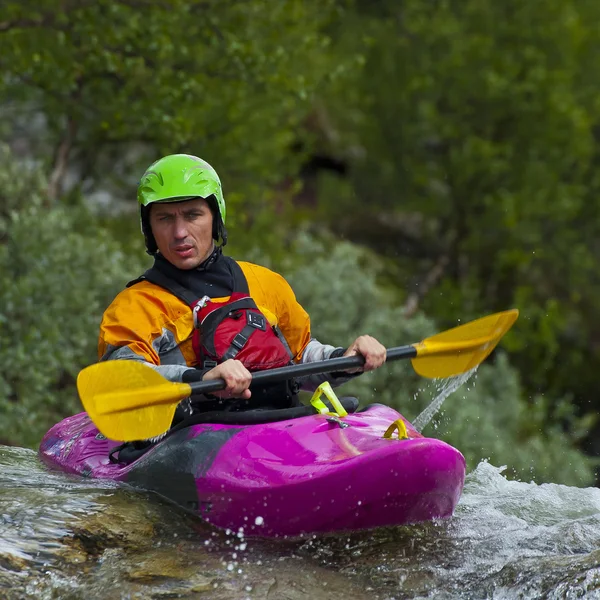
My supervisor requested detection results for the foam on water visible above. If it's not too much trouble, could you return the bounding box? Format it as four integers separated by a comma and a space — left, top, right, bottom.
2, 447, 600, 598
347, 461, 600, 599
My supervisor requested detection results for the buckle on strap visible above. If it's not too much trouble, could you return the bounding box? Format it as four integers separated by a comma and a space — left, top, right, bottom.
247, 311, 266, 330
231, 332, 248, 350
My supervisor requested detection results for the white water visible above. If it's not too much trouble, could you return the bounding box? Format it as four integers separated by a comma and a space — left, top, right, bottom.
295, 460, 600, 599
1, 447, 600, 598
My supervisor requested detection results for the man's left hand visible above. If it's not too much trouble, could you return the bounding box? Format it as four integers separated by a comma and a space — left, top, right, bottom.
343, 335, 387, 373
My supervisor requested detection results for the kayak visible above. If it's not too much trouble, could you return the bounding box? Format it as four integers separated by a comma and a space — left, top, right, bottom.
38, 403, 465, 537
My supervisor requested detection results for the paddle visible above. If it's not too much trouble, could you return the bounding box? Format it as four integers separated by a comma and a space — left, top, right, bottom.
77, 308, 518, 442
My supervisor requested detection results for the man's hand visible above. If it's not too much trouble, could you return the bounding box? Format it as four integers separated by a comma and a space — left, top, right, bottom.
202, 359, 252, 399
343, 335, 387, 373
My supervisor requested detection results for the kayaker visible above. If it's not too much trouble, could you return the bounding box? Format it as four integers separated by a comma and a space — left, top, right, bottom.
98, 153, 386, 422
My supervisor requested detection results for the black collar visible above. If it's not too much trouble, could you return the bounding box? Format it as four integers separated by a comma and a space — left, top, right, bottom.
152, 248, 236, 298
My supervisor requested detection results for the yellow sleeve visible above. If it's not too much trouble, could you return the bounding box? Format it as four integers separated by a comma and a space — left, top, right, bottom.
98, 282, 195, 366
238, 262, 312, 362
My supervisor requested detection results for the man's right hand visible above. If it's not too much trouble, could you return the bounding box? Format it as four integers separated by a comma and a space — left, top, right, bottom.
202, 359, 252, 399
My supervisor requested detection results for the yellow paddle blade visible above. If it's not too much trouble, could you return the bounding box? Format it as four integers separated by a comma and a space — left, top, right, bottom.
411, 309, 519, 378
77, 361, 192, 442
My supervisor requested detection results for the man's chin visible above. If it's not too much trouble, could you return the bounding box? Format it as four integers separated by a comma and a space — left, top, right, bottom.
168, 253, 200, 270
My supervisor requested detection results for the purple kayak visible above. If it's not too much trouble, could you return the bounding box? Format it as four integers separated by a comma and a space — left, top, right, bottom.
38, 403, 465, 537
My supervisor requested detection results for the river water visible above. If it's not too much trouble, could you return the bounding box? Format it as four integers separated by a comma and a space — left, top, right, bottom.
1, 445, 600, 599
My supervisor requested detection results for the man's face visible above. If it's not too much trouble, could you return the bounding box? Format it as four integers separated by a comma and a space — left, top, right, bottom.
149, 197, 214, 270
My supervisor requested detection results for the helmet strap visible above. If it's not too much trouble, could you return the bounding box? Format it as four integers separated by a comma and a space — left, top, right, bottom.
140, 205, 158, 255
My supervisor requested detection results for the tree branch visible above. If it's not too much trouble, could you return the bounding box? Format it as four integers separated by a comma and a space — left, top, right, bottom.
47, 115, 78, 203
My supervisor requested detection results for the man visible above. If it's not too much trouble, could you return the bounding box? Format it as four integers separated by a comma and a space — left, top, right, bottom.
99, 154, 386, 419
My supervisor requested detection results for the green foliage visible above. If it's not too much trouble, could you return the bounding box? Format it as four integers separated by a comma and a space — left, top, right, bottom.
0, 0, 340, 207
312, 0, 600, 440
284, 234, 595, 486
0, 145, 145, 446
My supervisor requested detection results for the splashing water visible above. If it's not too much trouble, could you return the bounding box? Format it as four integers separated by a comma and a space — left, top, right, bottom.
412, 368, 478, 432
296, 461, 600, 599
2, 446, 600, 598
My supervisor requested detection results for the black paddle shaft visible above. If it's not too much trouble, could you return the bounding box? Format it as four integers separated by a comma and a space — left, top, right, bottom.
188, 344, 418, 396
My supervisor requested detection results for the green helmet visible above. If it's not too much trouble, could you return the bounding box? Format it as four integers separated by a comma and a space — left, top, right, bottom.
137, 154, 227, 253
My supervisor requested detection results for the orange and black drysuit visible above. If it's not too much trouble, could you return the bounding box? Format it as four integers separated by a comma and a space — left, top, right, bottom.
99, 250, 353, 412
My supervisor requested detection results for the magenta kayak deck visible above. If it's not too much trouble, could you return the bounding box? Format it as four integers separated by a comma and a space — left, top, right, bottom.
38, 404, 465, 537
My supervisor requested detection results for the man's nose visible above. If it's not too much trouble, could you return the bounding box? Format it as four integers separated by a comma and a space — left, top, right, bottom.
173, 217, 188, 238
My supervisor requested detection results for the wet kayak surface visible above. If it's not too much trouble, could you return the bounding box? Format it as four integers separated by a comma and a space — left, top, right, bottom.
2, 445, 600, 599
38, 406, 466, 536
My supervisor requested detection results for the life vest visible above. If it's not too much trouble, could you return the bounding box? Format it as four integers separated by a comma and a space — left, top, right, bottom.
131, 257, 294, 372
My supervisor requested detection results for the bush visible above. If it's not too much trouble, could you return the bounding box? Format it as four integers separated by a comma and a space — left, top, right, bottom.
0, 145, 146, 446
